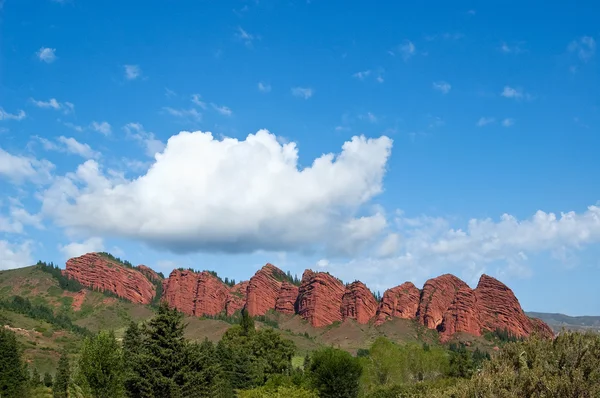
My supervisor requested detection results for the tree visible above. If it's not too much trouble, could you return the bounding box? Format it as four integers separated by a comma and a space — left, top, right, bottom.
43, 372, 53, 388
0, 327, 27, 397
30, 367, 42, 387
76, 330, 125, 397
308, 347, 362, 398
53, 350, 70, 398
240, 308, 255, 337
122, 321, 153, 397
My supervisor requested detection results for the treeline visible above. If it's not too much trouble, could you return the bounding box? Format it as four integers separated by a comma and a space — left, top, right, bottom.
36, 261, 84, 292
0, 295, 91, 336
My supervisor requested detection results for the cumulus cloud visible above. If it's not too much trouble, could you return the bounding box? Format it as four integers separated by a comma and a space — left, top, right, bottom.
291, 87, 314, 99
59, 237, 104, 259
477, 117, 495, 127
37, 47, 57, 63
432, 81, 451, 94
0, 148, 54, 184
41, 130, 393, 255
0, 206, 43, 234
0, 240, 33, 270
123, 123, 165, 157
90, 121, 112, 135
30, 98, 74, 114
0, 108, 26, 121
35, 136, 99, 159
124, 64, 141, 80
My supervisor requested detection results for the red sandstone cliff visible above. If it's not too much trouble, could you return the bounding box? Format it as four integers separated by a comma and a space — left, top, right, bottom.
275, 282, 299, 315
341, 281, 378, 324
137, 265, 162, 283
418, 274, 470, 331
226, 281, 249, 316
65, 253, 156, 304
297, 270, 346, 327
245, 264, 287, 316
375, 282, 421, 325
161, 269, 229, 316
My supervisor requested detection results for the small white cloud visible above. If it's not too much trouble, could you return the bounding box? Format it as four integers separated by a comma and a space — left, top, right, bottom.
163, 107, 202, 121
211, 103, 233, 116
376, 75, 384, 83
568, 36, 596, 62
123, 123, 165, 157
501, 86, 533, 101
477, 117, 495, 127
0, 240, 33, 270
236, 27, 256, 47
291, 87, 314, 99
392, 40, 415, 61
62, 121, 84, 132
500, 42, 526, 54
59, 237, 104, 259
359, 112, 378, 123
0, 108, 26, 121
191, 94, 207, 109
432, 81, 451, 94
124, 64, 141, 80
316, 259, 329, 269
165, 88, 177, 98
30, 98, 74, 114
90, 121, 112, 135
37, 47, 57, 63
502, 118, 515, 127
57, 136, 100, 159
258, 82, 272, 93
353, 70, 371, 80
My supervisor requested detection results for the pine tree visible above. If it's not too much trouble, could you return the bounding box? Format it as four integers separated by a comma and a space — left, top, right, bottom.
240, 308, 255, 337
53, 350, 70, 398
43, 372, 53, 388
0, 327, 28, 397
76, 330, 125, 397
31, 367, 42, 387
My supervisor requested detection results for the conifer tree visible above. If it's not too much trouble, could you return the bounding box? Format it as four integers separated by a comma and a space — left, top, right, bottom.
53, 350, 70, 398
0, 327, 27, 397
43, 372, 53, 388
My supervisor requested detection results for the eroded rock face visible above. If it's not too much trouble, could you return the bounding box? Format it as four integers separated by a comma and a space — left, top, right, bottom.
418, 274, 470, 330
297, 270, 345, 327
65, 253, 156, 304
375, 282, 420, 325
245, 264, 286, 316
275, 282, 299, 315
475, 274, 553, 339
162, 269, 228, 316
341, 281, 378, 324
136, 265, 162, 283
439, 286, 481, 342
226, 281, 249, 316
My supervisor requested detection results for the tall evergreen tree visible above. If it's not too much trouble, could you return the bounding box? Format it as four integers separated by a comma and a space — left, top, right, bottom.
30, 367, 42, 387
43, 372, 53, 388
76, 330, 125, 397
123, 321, 153, 397
53, 350, 70, 398
0, 327, 27, 397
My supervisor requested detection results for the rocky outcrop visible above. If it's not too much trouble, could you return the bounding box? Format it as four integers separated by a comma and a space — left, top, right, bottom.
438, 286, 481, 342
375, 282, 420, 325
137, 265, 162, 283
226, 281, 249, 316
245, 264, 286, 316
341, 281, 378, 324
162, 269, 228, 316
65, 253, 156, 304
474, 274, 553, 339
275, 282, 299, 315
417, 274, 470, 330
297, 270, 345, 327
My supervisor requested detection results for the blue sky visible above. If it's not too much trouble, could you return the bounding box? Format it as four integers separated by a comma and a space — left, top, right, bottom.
1, 0, 599, 315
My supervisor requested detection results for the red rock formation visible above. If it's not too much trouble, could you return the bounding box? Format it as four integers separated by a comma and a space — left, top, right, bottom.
297, 270, 345, 327
65, 253, 156, 304
245, 263, 286, 316
137, 265, 162, 282
375, 282, 420, 325
417, 274, 469, 330
226, 281, 249, 316
474, 274, 553, 339
438, 286, 481, 342
275, 282, 299, 315
341, 281, 378, 324
162, 269, 228, 316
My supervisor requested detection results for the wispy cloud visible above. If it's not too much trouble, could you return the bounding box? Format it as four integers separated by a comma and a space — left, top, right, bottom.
90, 121, 112, 135
61, 121, 84, 132
291, 87, 314, 99
476, 117, 495, 127
389, 40, 416, 61
162, 107, 202, 121
211, 103, 233, 116
165, 88, 177, 98
236, 27, 257, 47
124, 64, 141, 80
123, 123, 165, 157
432, 81, 451, 94
501, 86, 533, 101
190, 94, 207, 109
358, 112, 378, 123
568, 36, 596, 62
35, 135, 99, 159
502, 118, 515, 127
36, 47, 57, 63
353, 70, 371, 80
0, 108, 26, 121
30, 98, 74, 114
258, 82, 271, 93
500, 41, 526, 54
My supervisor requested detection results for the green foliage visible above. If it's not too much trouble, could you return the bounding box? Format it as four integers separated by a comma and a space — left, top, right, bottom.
75, 331, 125, 397
483, 327, 521, 343
356, 348, 370, 358
0, 295, 91, 336
31, 367, 42, 387
43, 372, 53, 387
0, 327, 28, 397
271, 269, 301, 286
37, 261, 85, 292
239, 385, 318, 397
308, 347, 362, 398
97, 252, 134, 269
53, 350, 70, 398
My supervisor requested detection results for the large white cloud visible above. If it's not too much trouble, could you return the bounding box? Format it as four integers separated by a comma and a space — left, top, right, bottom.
0, 148, 54, 184
0, 240, 33, 270
59, 237, 104, 259
42, 130, 393, 254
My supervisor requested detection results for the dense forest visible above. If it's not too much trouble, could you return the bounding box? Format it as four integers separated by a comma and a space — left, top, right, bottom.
1, 302, 599, 397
